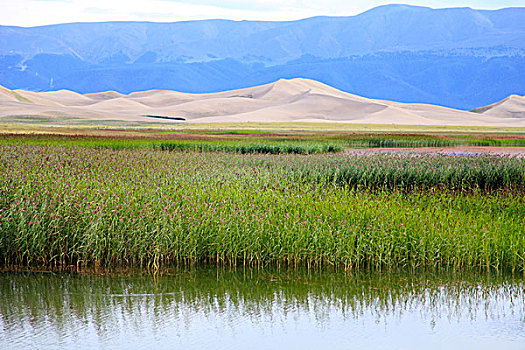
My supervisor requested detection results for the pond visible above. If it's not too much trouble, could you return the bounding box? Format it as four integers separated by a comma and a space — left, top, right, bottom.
0, 268, 524, 350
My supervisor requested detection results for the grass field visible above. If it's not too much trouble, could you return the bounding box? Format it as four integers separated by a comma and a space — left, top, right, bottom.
3, 121, 525, 133
3, 123, 525, 154
1, 138, 524, 273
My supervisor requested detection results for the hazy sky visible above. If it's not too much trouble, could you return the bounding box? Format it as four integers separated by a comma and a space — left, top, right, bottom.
2, 0, 525, 27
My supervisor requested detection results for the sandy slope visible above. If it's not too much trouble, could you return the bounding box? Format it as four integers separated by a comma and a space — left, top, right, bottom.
474, 95, 525, 120
39, 90, 97, 106
1, 78, 524, 126
0, 87, 18, 103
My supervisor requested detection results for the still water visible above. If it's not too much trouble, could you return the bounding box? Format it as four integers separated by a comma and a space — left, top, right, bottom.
0, 268, 524, 350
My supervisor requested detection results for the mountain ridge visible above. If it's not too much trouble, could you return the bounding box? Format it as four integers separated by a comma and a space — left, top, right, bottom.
1, 5, 524, 110
3, 5, 525, 63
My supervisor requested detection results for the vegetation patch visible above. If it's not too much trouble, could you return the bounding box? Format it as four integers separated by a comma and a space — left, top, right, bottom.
10, 91, 33, 104
143, 115, 186, 121
1, 144, 524, 272
0, 134, 344, 154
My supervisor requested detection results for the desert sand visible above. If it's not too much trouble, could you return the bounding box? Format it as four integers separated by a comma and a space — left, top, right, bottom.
1, 79, 524, 126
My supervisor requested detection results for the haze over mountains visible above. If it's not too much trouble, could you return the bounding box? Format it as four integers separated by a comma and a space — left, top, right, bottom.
1, 4, 525, 110
1, 78, 524, 126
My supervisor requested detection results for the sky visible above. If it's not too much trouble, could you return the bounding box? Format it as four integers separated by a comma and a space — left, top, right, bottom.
2, 0, 524, 27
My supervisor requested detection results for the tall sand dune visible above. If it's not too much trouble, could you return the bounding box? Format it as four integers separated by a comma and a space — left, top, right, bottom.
1, 79, 525, 126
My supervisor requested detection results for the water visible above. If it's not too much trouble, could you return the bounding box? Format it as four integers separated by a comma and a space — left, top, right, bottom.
0, 268, 524, 350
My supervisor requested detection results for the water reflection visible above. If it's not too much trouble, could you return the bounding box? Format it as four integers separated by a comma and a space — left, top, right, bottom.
0, 268, 524, 349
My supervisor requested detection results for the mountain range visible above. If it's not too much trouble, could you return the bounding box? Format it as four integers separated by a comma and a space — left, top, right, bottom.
1, 4, 524, 110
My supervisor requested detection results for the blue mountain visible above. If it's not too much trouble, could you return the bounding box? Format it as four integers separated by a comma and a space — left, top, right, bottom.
1, 4, 524, 109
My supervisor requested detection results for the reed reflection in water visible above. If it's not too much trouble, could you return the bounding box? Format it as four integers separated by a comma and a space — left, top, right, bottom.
0, 268, 524, 350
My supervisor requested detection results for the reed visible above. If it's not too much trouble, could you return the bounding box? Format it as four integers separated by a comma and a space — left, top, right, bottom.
0, 134, 344, 154
291, 153, 525, 191
151, 141, 342, 154
4, 132, 525, 154
1, 145, 524, 272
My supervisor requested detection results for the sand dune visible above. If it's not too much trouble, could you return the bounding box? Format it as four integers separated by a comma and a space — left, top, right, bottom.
84, 91, 125, 101
39, 90, 96, 107
89, 97, 151, 110
0, 87, 24, 103
1, 79, 524, 126
10, 90, 64, 107
127, 91, 196, 108
473, 95, 525, 120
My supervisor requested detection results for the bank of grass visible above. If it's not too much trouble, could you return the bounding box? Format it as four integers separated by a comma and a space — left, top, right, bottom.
151, 141, 342, 154
4, 130, 525, 155
0, 133, 344, 154
294, 154, 525, 191
340, 135, 525, 148
1, 145, 524, 273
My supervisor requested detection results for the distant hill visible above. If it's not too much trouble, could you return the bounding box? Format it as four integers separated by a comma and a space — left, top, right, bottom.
1, 5, 524, 110
2, 78, 524, 126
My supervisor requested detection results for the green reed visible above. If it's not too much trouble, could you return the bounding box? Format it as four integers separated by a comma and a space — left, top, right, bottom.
4, 132, 525, 155
0, 134, 343, 154
1, 145, 524, 272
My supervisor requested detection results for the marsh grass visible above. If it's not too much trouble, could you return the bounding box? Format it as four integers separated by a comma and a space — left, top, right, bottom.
3, 131, 525, 154
294, 154, 525, 191
1, 145, 524, 272
0, 134, 344, 154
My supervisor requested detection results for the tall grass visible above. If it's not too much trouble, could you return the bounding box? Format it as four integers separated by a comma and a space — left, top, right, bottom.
1, 145, 524, 272
344, 137, 525, 148
3, 132, 525, 155
290, 154, 525, 191
152, 141, 342, 154
0, 134, 343, 154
